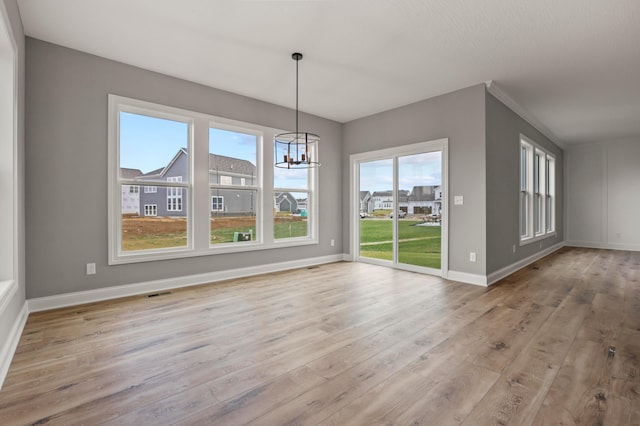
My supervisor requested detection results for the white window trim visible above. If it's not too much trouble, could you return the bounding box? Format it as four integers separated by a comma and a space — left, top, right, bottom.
166, 176, 183, 212
211, 195, 224, 212
108, 94, 318, 265
519, 134, 556, 246
144, 186, 157, 193
144, 204, 157, 217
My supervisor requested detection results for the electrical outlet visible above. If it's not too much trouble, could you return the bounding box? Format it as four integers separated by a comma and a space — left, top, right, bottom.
86, 263, 96, 275
454, 196, 464, 205
330, 239, 335, 247
513, 244, 516, 253
469, 252, 476, 262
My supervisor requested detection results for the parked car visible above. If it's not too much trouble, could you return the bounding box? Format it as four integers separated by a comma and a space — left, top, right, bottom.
359, 211, 368, 218
390, 210, 406, 218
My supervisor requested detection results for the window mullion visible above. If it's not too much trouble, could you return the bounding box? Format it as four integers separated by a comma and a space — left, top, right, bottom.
192, 118, 210, 251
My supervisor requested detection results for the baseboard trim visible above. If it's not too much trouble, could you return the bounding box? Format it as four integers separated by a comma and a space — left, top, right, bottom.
565, 241, 640, 252
0, 301, 28, 390
27, 255, 344, 313
487, 242, 565, 286
446, 271, 488, 287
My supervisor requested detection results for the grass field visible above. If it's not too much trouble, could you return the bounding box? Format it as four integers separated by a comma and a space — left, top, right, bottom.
359, 219, 441, 269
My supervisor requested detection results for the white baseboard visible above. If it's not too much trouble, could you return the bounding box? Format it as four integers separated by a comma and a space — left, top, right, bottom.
487, 242, 565, 286
0, 301, 28, 390
446, 270, 488, 287
28, 254, 344, 313
565, 241, 640, 252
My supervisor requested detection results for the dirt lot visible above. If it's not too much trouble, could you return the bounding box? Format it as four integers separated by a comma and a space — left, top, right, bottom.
122, 216, 187, 237
122, 215, 303, 236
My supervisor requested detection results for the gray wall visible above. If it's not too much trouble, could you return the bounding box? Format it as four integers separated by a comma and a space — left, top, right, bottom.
566, 139, 640, 251
0, 0, 26, 369
485, 92, 564, 274
25, 38, 343, 299
343, 84, 487, 276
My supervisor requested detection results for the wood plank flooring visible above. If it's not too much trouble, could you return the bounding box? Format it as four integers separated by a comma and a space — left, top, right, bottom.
0, 247, 639, 425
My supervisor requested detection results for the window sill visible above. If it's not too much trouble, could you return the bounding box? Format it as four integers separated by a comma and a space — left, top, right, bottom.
520, 232, 557, 247
109, 238, 319, 265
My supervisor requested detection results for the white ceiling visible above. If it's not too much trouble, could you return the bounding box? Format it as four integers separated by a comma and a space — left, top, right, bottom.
17, 0, 640, 145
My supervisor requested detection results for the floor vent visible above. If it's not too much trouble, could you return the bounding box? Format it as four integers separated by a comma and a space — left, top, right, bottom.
146, 291, 171, 298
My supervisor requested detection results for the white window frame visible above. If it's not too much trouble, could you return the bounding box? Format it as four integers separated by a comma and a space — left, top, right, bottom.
519, 134, 556, 245
144, 204, 157, 217
108, 94, 318, 265
144, 186, 157, 193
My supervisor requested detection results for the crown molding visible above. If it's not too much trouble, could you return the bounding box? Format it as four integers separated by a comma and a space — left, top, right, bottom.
485, 80, 566, 150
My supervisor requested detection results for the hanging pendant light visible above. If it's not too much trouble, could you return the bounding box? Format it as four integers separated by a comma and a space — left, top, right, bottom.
275, 52, 320, 169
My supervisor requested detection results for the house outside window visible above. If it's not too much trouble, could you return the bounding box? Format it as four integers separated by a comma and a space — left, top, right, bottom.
520, 135, 555, 245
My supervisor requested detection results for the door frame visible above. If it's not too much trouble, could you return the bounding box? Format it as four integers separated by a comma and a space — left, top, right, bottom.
349, 138, 449, 278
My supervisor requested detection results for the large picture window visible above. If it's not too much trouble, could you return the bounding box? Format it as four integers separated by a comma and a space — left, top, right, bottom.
108, 95, 318, 264
520, 135, 555, 244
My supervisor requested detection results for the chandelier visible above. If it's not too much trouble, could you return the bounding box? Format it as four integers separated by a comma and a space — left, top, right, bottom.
274, 52, 320, 169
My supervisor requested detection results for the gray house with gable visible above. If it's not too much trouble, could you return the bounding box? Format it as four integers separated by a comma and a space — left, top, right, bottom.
134, 148, 257, 217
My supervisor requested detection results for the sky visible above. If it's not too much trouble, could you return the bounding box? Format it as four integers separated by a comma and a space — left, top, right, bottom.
120, 111, 308, 188
359, 151, 442, 193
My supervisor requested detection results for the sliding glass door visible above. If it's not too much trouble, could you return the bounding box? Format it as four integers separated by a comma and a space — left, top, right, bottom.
397, 151, 442, 269
358, 159, 394, 262
353, 140, 447, 276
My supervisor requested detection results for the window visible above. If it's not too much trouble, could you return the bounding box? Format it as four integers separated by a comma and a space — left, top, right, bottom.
109, 95, 318, 264
520, 135, 555, 244
144, 204, 157, 216
167, 176, 183, 212
273, 148, 317, 239
211, 196, 224, 212
129, 185, 139, 193
209, 126, 259, 245
545, 157, 555, 233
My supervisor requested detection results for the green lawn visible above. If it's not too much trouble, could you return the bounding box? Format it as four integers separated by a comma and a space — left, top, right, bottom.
359, 219, 441, 268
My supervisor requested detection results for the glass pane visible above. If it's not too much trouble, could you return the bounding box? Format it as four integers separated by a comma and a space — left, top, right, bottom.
520, 146, 527, 191
209, 127, 258, 186
119, 112, 188, 178
274, 166, 308, 190
274, 191, 308, 239
119, 112, 189, 252
398, 152, 442, 269
210, 189, 257, 244
359, 159, 393, 262
534, 193, 542, 234
121, 185, 188, 251
520, 192, 528, 237
546, 195, 553, 232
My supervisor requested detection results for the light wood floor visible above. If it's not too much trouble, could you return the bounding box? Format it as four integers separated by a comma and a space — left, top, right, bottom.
1, 247, 638, 425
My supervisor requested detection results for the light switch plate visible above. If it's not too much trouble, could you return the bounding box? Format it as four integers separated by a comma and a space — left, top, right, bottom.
454, 196, 464, 205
